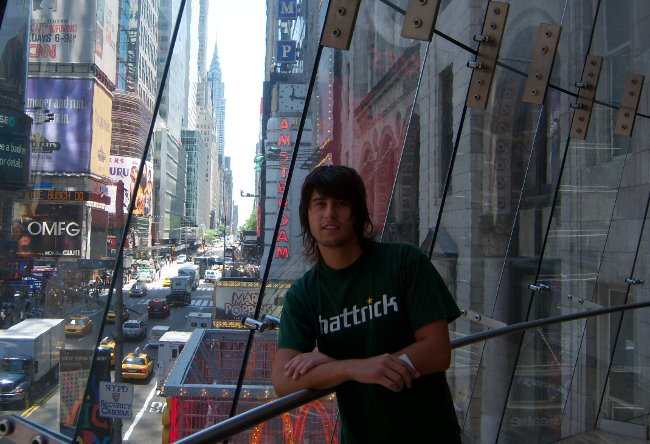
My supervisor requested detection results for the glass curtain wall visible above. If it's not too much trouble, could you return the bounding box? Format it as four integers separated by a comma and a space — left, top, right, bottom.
0, 0, 649, 443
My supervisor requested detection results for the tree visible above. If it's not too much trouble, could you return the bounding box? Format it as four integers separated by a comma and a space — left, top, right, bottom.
240, 207, 257, 233
204, 229, 217, 244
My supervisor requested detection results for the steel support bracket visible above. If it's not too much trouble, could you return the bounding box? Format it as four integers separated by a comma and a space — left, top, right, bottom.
466, 1, 509, 109
401, 0, 442, 42
523, 23, 562, 104
570, 55, 603, 140
615, 73, 644, 136
564, 295, 602, 310
0, 415, 69, 444
460, 309, 507, 329
320, 0, 361, 50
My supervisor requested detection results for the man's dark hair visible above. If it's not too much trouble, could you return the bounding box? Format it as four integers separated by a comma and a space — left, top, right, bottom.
299, 165, 374, 262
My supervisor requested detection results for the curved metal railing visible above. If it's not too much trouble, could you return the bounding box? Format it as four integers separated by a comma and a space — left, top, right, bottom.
175, 299, 650, 444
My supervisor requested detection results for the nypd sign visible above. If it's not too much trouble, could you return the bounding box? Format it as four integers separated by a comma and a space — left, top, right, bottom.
99, 381, 134, 419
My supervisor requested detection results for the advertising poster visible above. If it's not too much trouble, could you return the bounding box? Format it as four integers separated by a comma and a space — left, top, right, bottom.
90, 83, 112, 177
26, 78, 93, 173
29, 0, 95, 64
108, 155, 153, 217
0, 106, 32, 188
12, 202, 83, 257
94, 0, 118, 84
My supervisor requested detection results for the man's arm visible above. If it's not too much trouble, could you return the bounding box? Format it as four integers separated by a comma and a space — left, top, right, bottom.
394, 318, 452, 375
272, 348, 419, 397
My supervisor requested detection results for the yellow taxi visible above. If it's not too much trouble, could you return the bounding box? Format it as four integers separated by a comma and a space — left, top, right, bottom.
65, 316, 94, 337
121, 348, 154, 380
105, 306, 129, 324
98, 336, 116, 367
162, 277, 171, 287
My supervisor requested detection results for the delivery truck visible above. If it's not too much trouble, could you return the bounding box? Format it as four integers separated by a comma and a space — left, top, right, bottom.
0, 318, 65, 409
166, 276, 192, 306
178, 264, 199, 290
155, 330, 193, 395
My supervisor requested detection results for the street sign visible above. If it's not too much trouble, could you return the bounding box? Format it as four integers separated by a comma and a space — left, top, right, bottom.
98, 381, 134, 419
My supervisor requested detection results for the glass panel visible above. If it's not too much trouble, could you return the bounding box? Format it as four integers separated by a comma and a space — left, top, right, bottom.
0, 0, 181, 441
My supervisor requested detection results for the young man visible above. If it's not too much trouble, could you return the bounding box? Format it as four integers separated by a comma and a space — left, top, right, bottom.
273, 165, 462, 443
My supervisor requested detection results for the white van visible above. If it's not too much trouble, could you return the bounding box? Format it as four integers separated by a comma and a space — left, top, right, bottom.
204, 269, 219, 282
186, 312, 212, 330
149, 325, 170, 347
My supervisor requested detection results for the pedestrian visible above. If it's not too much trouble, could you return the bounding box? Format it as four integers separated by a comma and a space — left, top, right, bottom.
272, 165, 462, 443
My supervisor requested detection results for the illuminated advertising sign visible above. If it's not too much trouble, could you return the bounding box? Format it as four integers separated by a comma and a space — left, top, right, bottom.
26, 78, 94, 173
29, 0, 95, 64
107, 155, 153, 217
0, 105, 31, 187
90, 83, 112, 176
12, 202, 83, 257
94, 0, 118, 84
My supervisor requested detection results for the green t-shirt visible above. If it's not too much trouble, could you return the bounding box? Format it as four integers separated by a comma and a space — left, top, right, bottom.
278, 242, 462, 443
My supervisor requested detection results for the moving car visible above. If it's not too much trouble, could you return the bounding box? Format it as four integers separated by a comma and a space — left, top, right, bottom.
147, 299, 170, 318
162, 277, 171, 287
176, 254, 187, 264
122, 320, 147, 341
204, 269, 219, 282
105, 306, 129, 324
121, 348, 154, 380
129, 283, 148, 298
65, 316, 93, 337
98, 336, 116, 367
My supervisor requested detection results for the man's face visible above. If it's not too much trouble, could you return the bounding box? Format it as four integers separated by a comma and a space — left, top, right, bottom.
307, 190, 356, 249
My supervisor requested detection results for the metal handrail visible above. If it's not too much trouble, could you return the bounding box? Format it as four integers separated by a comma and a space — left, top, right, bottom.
176, 298, 650, 443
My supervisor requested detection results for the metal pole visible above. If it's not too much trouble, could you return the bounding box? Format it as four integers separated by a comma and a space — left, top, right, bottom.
112, 182, 125, 444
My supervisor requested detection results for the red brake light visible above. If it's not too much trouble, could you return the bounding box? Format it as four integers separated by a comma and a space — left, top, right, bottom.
139, 368, 146, 373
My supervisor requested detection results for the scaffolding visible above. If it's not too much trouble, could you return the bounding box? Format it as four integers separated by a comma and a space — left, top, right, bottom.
164, 329, 339, 443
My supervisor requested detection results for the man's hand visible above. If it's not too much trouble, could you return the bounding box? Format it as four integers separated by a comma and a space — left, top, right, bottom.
284, 349, 334, 380
345, 353, 420, 392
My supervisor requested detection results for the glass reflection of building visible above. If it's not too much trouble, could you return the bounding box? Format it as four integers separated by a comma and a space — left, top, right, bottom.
0, 0, 650, 443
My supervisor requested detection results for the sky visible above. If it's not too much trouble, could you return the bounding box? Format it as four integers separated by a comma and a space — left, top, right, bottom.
205, 1, 268, 227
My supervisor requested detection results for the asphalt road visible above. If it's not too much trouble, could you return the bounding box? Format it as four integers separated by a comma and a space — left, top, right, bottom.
8, 262, 216, 443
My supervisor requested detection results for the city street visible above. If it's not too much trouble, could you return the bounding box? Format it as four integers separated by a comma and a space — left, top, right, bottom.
11, 262, 218, 443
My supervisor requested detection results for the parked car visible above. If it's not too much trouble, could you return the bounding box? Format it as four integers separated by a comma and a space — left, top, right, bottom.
105, 306, 129, 324
122, 320, 147, 341
147, 299, 170, 319
65, 316, 93, 338
129, 283, 147, 298
121, 348, 154, 380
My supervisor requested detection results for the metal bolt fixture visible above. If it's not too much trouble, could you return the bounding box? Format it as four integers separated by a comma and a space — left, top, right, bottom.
625, 277, 644, 285
529, 283, 550, 292
332, 28, 341, 37
413, 18, 423, 28
535, 73, 542, 80
31, 435, 47, 444
473, 34, 490, 43
545, 30, 552, 38
474, 314, 482, 321
0, 419, 14, 437
540, 46, 548, 54
477, 79, 485, 86
490, 22, 497, 30
530, 89, 538, 96
337, 7, 346, 15
575, 82, 588, 88
467, 61, 486, 70
570, 102, 584, 109
419, 0, 428, 4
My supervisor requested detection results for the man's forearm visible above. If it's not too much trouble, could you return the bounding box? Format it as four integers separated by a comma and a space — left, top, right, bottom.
273, 359, 351, 397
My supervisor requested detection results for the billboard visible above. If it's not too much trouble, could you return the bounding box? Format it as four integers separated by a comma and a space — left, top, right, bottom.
26, 78, 93, 173
95, 0, 118, 84
0, 105, 32, 187
12, 202, 83, 257
108, 155, 153, 217
90, 83, 112, 176
29, 0, 95, 64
